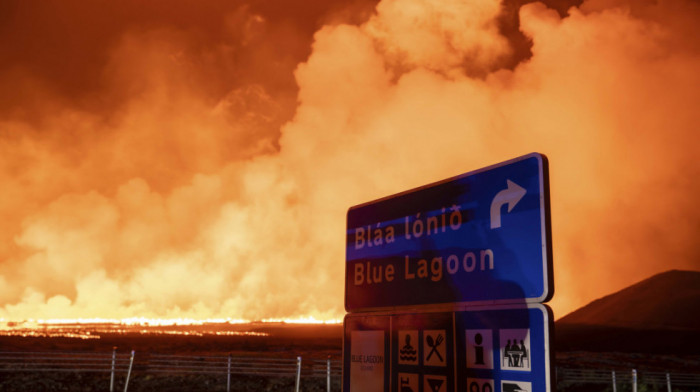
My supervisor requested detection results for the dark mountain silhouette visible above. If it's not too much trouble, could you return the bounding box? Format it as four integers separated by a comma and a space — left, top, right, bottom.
558, 269, 700, 330
555, 270, 700, 353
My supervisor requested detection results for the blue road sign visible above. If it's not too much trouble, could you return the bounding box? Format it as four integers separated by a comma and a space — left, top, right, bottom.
456, 304, 553, 392
342, 304, 553, 392
345, 153, 552, 311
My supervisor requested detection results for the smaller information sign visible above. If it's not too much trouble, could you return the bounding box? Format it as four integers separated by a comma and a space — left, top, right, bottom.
344, 314, 391, 392
343, 304, 554, 392
350, 330, 385, 392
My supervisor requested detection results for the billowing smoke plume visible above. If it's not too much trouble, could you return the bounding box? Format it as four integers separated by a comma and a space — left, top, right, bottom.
1, 0, 698, 321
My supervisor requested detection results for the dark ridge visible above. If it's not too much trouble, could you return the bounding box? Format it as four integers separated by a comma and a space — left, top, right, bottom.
556, 270, 700, 353
558, 270, 700, 330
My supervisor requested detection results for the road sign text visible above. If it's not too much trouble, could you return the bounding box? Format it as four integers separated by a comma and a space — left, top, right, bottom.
353, 250, 494, 286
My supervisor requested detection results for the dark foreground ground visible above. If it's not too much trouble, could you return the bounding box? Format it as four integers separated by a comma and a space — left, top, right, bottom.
0, 372, 329, 392
0, 323, 342, 392
1, 323, 699, 391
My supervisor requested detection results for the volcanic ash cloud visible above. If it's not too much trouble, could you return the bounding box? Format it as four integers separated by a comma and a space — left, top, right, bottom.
0, 0, 698, 321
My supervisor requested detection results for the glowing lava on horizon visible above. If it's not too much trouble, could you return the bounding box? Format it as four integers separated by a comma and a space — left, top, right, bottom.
0, 317, 341, 339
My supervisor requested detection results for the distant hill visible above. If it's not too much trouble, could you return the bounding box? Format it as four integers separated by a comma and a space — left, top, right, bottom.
556, 270, 700, 353
558, 269, 700, 330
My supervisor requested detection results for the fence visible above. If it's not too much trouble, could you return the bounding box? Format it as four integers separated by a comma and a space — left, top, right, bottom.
557, 367, 700, 391
0, 350, 342, 392
0, 349, 134, 391
0, 350, 698, 391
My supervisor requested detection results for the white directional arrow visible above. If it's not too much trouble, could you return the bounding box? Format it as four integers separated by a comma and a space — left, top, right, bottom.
490, 179, 527, 229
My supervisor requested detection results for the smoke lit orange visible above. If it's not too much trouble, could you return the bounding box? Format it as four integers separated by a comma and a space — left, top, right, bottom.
0, 0, 698, 324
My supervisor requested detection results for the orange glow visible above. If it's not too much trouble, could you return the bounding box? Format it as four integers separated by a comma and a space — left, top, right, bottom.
261, 317, 342, 325
0, 0, 698, 325
0, 317, 339, 327
32, 317, 251, 326
0, 317, 286, 339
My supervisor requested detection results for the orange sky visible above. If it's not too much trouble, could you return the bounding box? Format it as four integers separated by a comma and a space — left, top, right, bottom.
0, 0, 698, 322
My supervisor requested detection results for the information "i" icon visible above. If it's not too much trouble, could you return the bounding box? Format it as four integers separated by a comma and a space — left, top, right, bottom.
466, 330, 493, 369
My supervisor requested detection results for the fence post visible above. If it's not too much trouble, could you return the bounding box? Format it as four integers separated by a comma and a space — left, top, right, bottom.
227, 354, 232, 392
295, 356, 302, 392
612, 370, 617, 392
327, 355, 331, 392
123, 350, 135, 392
666, 372, 671, 392
110, 347, 117, 392
632, 369, 637, 392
